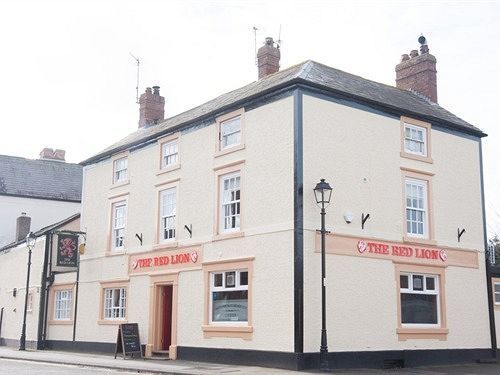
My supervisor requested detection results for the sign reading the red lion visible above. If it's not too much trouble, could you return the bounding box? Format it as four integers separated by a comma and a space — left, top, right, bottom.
129, 246, 202, 275
54, 234, 79, 271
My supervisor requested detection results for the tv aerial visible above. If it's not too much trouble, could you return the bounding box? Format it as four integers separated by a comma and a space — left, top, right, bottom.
130, 53, 140, 104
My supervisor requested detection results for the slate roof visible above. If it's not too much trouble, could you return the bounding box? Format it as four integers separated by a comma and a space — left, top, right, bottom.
0, 155, 82, 201
0, 212, 80, 252
81, 60, 485, 165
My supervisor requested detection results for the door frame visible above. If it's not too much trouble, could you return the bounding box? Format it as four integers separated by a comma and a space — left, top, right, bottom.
147, 273, 178, 359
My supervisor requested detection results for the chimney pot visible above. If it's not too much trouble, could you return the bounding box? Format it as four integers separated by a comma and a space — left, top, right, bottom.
257, 37, 281, 79
395, 37, 438, 103
139, 85, 165, 128
16, 213, 31, 242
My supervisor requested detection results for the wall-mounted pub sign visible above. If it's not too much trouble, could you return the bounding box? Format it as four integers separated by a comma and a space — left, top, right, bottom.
52, 234, 79, 272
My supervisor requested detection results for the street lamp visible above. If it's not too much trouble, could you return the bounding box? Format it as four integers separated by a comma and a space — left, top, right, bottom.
19, 232, 36, 351
314, 179, 332, 371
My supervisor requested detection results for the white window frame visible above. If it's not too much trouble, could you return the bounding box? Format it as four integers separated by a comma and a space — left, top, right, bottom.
219, 116, 241, 150
162, 140, 179, 168
220, 172, 241, 233
400, 272, 440, 328
103, 287, 126, 320
209, 269, 248, 325
405, 178, 428, 238
112, 201, 127, 250
404, 123, 427, 157
494, 282, 500, 305
54, 290, 72, 320
160, 187, 176, 242
113, 157, 128, 183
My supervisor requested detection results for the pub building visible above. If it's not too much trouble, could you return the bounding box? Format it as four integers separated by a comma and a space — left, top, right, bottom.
1, 37, 496, 370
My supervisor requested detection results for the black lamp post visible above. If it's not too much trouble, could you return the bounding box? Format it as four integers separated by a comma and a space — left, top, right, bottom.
314, 179, 332, 371
19, 231, 36, 351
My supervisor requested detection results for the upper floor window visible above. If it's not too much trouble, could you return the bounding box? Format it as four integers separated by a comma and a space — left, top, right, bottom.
162, 140, 178, 168
404, 123, 427, 156
160, 187, 176, 241
54, 290, 72, 320
112, 201, 127, 249
113, 157, 128, 183
400, 273, 439, 326
210, 269, 248, 323
220, 116, 241, 150
405, 178, 428, 238
220, 172, 240, 233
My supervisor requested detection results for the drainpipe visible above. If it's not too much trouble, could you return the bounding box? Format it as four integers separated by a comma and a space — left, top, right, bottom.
42, 233, 54, 347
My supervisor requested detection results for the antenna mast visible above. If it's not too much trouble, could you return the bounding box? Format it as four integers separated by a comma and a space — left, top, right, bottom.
130, 53, 140, 104
253, 26, 258, 65
277, 24, 282, 48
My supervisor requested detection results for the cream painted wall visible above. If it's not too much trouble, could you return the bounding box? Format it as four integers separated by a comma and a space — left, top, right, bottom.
302, 94, 490, 352
0, 195, 80, 248
75, 96, 295, 351
0, 237, 45, 344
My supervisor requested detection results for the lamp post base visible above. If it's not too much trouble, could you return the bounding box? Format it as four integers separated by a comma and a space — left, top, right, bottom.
319, 329, 329, 371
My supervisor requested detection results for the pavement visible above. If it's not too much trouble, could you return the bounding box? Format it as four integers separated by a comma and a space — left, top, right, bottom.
1, 346, 500, 374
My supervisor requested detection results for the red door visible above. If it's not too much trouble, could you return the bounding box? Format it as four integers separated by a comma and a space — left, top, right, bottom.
162, 285, 173, 350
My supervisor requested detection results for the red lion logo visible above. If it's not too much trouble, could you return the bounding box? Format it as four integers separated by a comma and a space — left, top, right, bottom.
60, 237, 76, 258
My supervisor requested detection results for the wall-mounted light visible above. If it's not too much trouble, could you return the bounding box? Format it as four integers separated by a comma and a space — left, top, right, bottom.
343, 212, 353, 224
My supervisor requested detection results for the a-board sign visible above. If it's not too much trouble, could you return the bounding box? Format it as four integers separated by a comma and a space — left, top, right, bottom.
114, 323, 143, 359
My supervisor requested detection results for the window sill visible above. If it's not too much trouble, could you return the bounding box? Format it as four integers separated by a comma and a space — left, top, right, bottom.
98, 319, 128, 325
402, 237, 438, 247
400, 152, 433, 164
156, 164, 181, 176
105, 250, 126, 257
152, 241, 178, 250
110, 180, 130, 190
396, 327, 448, 341
202, 325, 253, 340
213, 231, 244, 242
48, 319, 73, 325
215, 144, 245, 158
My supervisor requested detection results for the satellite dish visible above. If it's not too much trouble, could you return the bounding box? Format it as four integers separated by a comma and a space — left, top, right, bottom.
418, 35, 427, 45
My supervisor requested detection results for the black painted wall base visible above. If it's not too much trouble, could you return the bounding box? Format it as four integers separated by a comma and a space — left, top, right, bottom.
3, 340, 495, 371
177, 346, 496, 371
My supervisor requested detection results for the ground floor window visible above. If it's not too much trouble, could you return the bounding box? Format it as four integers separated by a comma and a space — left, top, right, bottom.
494, 282, 500, 305
54, 290, 72, 320
210, 270, 248, 323
104, 287, 126, 319
400, 273, 439, 326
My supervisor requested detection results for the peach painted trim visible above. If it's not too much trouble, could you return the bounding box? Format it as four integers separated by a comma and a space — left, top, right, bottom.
394, 263, 447, 341
48, 282, 76, 325
213, 161, 245, 239
202, 257, 254, 340
147, 273, 179, 359
106, 194, 129, 255
98, 280, 129, 325
154, 177, 181, 187
110, 151, 130, 186
492, 278, 500, 310
107, 191, 130, 200
401, 169, 435, 242
400, 166, 434, 176
316, 233, 479, 268
215, 108, 246, 157
400, 116, 433, 164
155, 180, 180, 246
109, 180, 130, 191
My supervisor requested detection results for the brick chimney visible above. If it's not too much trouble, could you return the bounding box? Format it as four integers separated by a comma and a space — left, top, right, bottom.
138, 86, 165, 128
395, 35, 437, 103
39, 148, 66, 162
16, 212, 31, 242
257, 37, 280, 79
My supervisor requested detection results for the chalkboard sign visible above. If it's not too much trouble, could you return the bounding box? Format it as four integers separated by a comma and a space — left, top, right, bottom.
114, 323, 143, 359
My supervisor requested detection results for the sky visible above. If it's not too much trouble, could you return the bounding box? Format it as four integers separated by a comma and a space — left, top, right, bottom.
0, 0, 499, 237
